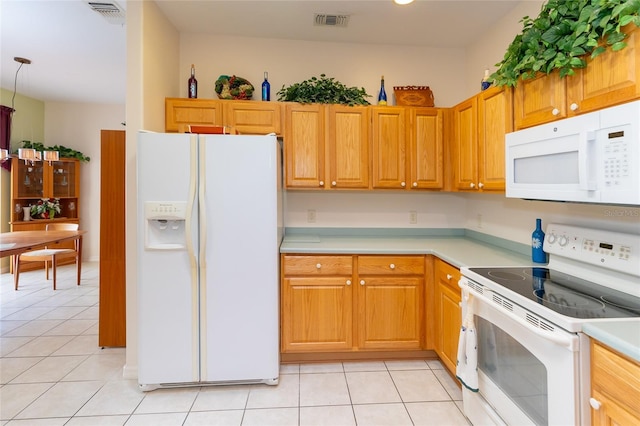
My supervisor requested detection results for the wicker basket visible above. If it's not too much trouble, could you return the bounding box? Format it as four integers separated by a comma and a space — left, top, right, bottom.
393, 86, 435, 107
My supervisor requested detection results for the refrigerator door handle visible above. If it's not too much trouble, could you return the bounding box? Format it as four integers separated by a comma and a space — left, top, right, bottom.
186, 134, 200, 382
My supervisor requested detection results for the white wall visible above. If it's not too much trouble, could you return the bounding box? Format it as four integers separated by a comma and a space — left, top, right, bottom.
44, 102, 125, 262
464, 1, 545, 97
179, 34, 467, 108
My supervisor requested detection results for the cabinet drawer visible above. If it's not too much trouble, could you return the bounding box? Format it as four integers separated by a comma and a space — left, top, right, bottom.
358, 255, 425, 275
591, 341, 640, 415
283, 255, 353, 275
435, 259, 460, 291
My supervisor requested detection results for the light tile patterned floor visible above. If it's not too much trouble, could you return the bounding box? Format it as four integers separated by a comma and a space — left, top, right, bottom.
1, 262, 469, 425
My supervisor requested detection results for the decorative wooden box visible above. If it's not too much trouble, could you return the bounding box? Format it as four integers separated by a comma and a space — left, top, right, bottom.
393, 86, 435, 107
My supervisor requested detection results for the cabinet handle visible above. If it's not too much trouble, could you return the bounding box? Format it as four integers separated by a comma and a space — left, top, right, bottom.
589, 397, 601, 410
446, 274, 452, 280
389, 263, 396, 270
570, 103, 579, 111
331, 181, 337, 187
412, 182, 418, 187
316, 263, 322, 269
552, 108, 560, 116
346, 280, 351, 286
319, 180, 324, 187
470, 183, 476, 188
401, 181, 406, 187
360, 279, 365, 286
478, 182, 484, 189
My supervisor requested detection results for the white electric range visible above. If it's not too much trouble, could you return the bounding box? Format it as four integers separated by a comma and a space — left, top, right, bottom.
459, 223, 640, 426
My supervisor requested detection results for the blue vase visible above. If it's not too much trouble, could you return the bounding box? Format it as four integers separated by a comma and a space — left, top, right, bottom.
532, 218, 547, 263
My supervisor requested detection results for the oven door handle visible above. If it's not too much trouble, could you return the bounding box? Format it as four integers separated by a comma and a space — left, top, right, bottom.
462, 281, 577, 351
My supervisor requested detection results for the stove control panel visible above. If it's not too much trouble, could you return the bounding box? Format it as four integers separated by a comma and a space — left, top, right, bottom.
544, 223, 640, 277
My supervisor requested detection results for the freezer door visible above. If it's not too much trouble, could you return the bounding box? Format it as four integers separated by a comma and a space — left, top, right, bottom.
199, 135, 280, 383
137, 132, 200, 387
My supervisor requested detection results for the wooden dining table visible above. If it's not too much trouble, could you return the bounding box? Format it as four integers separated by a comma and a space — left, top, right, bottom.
0, 229, 87, 259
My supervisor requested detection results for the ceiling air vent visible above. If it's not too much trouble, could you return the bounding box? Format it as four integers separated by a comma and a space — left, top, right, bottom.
314, 13, 350, 28
86, 1, 126, 25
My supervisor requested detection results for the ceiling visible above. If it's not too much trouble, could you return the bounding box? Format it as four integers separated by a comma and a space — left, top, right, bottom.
0, 0, 525, 105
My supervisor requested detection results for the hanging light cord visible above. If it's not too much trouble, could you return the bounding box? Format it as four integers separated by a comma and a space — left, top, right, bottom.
10, 61, 26, 113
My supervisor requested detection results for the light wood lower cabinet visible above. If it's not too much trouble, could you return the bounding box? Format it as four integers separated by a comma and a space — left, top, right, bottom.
434, 258, 461, 374
281, 254, 425, 354
590, 340, 640, 425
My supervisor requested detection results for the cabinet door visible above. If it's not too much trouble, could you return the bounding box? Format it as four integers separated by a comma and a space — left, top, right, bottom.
477, 86, 512, 191
567, 25, 640, 116
327, 105, 370, 189
281, 276, 353, 352
371, 107, 406, 189
357, 276, 423, 350
452, 97, 478, 190
165, 98, 224, 132
434, 259, 461, 374
514, 71, 567, 129
591, 388, 640, 426
283, 103, 326, 189
223, 100, 282, 135
408, 108, 444, 189
51, 160, 79, 199
13, 158, 45, 200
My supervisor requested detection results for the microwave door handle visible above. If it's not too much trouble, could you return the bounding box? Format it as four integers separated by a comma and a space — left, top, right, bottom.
579, 130, 597, 191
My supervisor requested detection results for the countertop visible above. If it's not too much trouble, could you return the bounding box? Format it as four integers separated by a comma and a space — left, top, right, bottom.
280, 227, 640, 362
583, 321, 640, 363
280, 229, 532, 268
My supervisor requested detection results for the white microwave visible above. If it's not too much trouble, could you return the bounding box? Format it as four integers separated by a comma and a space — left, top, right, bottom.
506, 100, 640, 206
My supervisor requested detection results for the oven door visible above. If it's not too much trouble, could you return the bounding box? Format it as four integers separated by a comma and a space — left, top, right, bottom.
460, 278, 581, 426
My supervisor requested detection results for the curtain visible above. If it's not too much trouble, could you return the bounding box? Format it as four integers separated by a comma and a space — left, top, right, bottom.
1, 105, 13, 172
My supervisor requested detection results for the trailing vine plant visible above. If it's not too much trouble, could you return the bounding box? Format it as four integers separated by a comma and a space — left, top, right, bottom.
18, 140, 90, 162
491, 0, 640, 87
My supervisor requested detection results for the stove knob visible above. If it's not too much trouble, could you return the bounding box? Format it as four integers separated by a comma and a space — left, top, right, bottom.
547, 233, 557, 244
559, 236, 569, 246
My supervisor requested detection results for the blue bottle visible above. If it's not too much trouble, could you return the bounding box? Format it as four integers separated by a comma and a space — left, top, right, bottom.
262, 71, 271, 101
532, 218, 547, 263
378, 75, 387, 105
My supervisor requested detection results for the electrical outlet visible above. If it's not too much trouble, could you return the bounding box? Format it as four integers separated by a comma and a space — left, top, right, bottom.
307, 209, 316, 223
409, 210, 417, 224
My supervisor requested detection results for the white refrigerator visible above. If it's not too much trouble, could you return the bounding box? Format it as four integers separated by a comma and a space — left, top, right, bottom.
136, 131, 282, 391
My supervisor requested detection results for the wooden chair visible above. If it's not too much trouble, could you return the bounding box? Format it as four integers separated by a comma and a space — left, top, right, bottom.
14, 223, 82, 290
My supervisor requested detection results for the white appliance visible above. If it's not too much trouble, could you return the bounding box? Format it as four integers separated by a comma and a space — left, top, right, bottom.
136, 131, 282, 391
506, 100, 640, 205
459, 224, 640, 425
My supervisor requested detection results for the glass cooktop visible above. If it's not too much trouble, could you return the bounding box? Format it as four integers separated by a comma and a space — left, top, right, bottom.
468, 267, 640, 320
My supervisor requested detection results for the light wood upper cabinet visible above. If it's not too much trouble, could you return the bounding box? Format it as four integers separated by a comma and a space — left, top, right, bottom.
452, 96, 478, 191
434, 258, 461, 375
477, 85, 512, 191
284, 104, 369, 190
283, 103, 325, 189
165, 98, 224, 132
567, 25, 640, 117
514, 71, 567, 129
327, 105, 370, 189
408, 108, 444, 189
371, 107, 444, 190
223, 100, 282, 134
371, 106, 407, 189
590, 340, 640, 425
165, 98, 282, 135
515, 25, 640, 129
452, 86, 511, 191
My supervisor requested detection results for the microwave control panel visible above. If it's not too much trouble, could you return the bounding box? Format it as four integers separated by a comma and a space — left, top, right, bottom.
545, 223, 640, 277
601, 125, 631, 187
